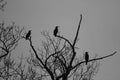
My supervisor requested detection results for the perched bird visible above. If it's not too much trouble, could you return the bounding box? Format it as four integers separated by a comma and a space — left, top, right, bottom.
53, 26, 59, 37
25, 30, 31, 40
85, 51, 89, 65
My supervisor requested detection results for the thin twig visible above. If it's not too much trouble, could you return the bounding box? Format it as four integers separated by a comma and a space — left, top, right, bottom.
71, 51, 117, 70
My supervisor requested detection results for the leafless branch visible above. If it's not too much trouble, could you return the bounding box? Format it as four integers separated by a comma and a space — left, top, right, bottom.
71, 51, 117, 70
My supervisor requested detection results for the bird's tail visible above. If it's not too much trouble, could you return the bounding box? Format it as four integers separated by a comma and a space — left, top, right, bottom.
86, 61, 87, 65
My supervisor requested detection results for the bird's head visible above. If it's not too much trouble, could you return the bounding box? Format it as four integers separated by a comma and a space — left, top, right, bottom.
85, 51, 88, 54
56, 26, 60, 28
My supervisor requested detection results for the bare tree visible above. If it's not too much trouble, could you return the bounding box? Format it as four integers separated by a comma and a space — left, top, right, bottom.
0, 21, 24, 80
0, 21, 24, 59
0, 1, 43, 80
25, 14, 117, 80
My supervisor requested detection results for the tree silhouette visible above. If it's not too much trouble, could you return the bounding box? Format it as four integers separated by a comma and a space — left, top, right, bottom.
25, 14, 117, 80
0, 21, 24, 59
0, 0, 117, 79
0, 21, 24, 80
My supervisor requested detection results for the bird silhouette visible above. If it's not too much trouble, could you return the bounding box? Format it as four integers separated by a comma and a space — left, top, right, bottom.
25, 30, 31, 40
85, 51, 89, 65
53, 26, 59, 37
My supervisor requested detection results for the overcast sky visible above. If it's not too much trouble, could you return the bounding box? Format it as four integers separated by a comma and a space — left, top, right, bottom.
0, 0, 120, 80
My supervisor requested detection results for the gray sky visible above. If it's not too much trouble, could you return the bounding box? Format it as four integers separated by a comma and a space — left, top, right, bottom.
0, 0, 120, 80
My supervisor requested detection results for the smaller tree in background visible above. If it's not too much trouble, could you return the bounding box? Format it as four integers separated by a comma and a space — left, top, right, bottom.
0, 21, 24, 80
0, 21, 24, 59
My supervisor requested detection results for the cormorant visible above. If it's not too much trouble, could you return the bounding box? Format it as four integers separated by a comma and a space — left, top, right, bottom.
85, 51, 89, 65
53, 26, 59, 37
25, 30, 31, 40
